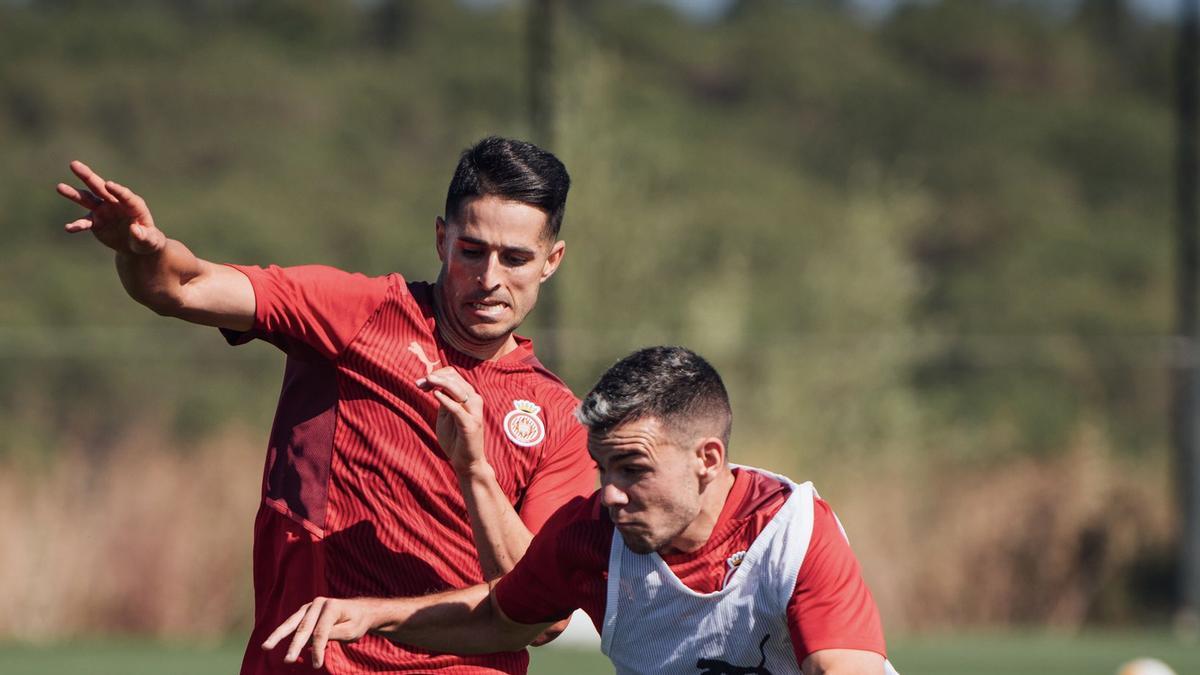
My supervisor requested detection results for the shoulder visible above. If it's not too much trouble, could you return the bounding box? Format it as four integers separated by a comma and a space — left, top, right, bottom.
243, 263, 398, 288
515, 490, 612, 572
347, 274, 432, 329
809, 496, 849, 549
243, 264, 402, 306
530, 378, 581, 423
508, 353, 578, 410
496, 360, 581, 439
542, 491, 612, 546
721, 467, 794, 530
546, 490, 605, 527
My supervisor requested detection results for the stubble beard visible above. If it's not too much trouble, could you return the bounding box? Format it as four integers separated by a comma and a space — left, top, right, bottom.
621, 504, 699, 556
433, 275, 522, 356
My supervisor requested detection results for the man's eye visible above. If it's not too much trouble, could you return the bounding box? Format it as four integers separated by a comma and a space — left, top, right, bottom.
504, 254, 530, 266
461, 248, 484, 258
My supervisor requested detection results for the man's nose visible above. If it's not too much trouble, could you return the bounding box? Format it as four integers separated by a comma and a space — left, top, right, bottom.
477, 253, 501, 289
600, 482, 628, 508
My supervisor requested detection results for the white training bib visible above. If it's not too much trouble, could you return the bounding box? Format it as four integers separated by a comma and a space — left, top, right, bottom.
599, 467, 901, 675
600, 467, 812, 674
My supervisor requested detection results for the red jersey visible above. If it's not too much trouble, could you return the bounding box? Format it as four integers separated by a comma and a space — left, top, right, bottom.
493, 468, 887, 665
223, 264, 595, 674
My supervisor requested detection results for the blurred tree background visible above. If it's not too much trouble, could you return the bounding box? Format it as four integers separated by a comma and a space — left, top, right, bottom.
0, 0, 1188, 641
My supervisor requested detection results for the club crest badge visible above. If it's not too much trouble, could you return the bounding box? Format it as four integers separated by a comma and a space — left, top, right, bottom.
503, 400, 546, 447
722, 550, 747, 588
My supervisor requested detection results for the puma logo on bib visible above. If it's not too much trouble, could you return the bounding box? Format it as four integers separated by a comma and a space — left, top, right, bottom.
695, 634, 772, 675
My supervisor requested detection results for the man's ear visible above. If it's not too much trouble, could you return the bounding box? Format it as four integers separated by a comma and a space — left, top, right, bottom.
435, 216, 448, 262
696, 437, 726, 483
540, 239, 566, 283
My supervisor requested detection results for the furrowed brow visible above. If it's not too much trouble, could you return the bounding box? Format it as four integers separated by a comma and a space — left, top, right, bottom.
457, 235, 536, 257
592, 449, 645, 467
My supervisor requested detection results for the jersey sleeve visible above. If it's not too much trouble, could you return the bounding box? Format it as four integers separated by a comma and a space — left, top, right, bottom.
221, 264, 391, 360
517, 418, 596, 532
493, 496, 595, 625
786, 498, 887, 664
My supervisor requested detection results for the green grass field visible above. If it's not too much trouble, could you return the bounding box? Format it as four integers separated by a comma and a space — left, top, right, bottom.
2, 631, 1197, 674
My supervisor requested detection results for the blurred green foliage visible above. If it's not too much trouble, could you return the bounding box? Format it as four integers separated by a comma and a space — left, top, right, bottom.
0, 0, 1180, 466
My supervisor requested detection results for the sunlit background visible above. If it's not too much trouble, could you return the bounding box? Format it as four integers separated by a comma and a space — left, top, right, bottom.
2, 0, 1199, 673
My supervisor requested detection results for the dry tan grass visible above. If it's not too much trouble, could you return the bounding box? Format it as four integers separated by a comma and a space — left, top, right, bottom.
0, 425, 261, 640
824, 424, 1175, 632
0, 423, 1177, 638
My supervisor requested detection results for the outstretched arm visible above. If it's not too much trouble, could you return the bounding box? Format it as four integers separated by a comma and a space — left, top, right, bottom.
262, 587, 551, 669
57, 160, 254, 330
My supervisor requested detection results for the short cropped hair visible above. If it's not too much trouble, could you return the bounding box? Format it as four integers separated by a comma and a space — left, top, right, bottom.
444, 136, 570, 239
576, 346, 733, 448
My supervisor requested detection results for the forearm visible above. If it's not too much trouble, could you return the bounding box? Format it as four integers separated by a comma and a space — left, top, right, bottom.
114, 240, 253, 330
114, 238, 205, 315
369, 583, 544, 653
457, 461, 534, 579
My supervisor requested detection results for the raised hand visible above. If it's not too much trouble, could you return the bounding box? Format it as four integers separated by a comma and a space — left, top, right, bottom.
262, 597, 376, 669
416, 367, 487, 472
56, 160, 165, 256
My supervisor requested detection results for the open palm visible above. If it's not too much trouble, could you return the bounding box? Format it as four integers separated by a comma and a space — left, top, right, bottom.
57, 160, 165, 256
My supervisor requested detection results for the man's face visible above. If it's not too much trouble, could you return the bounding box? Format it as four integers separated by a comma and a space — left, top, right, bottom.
436, 195, 564, 349
590, 417, 705, 555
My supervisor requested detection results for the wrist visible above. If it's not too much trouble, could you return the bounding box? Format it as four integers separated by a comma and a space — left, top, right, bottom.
365, 597, 410, 634
453, 458, 495, 481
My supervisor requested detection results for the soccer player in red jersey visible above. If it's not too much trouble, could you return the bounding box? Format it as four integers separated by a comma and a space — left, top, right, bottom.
56, 137, 596, 674
264, 347, 900, 675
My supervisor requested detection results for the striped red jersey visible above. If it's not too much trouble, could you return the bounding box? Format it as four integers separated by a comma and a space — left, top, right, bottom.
223, 264, 595, 674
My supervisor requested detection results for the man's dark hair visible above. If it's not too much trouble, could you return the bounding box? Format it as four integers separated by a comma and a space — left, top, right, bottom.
444, 136, 570, 239
577, 346, 733, 448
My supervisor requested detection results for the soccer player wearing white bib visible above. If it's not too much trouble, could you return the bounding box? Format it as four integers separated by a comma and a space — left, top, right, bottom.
264, 346, 899, 674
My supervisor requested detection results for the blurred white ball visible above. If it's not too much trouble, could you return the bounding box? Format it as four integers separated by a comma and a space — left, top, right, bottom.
1117, 658, 1177, 675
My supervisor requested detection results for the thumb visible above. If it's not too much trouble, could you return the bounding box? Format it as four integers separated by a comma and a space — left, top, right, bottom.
128, 224, 164, 255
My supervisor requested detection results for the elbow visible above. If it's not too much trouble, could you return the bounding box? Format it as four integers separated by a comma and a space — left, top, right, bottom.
493, 632, 536, 654
126, 279, 190, 318
472, 619, 539, 654
138, 290, 186, 318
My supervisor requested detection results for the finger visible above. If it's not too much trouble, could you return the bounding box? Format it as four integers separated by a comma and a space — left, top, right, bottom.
422, 369, 474, 404
310, 603, 344, 669
55, 183, 104, 210
432, 389, 470, 418
69, 160, 117, 203
64, 216, 94, 233
262, 604, 310, 650
420, 381, 471, 404
285, 599, 326, 663
105, 180, 149, 215
432, 390, 484, 440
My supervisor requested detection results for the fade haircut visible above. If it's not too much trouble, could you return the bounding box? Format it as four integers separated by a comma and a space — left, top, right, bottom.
577, 346, 733, 449
444, 136, 571, 239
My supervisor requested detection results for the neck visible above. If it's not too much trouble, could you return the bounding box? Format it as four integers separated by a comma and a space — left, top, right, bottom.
432, 280, 517, 362
663, 466, 736, 555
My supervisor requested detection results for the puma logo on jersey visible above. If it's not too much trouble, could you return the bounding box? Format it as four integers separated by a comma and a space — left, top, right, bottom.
695, 634, 772, 675
407, 341, 441, 375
